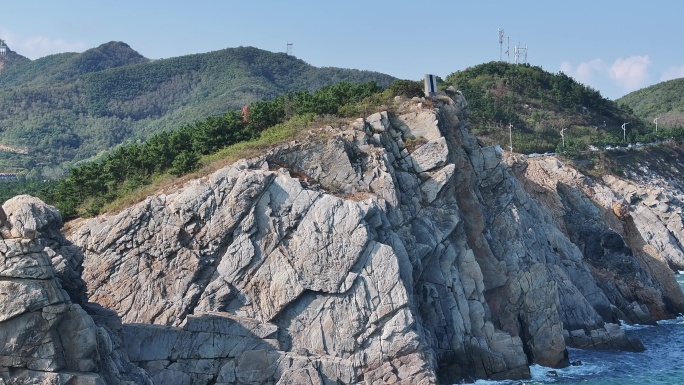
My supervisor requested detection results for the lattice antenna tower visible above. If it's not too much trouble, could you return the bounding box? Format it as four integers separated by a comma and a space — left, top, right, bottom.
286, 42, 293, 56
514, 43, 528, 64
498, 29, 504, 61
514, 43, 519, 64
0, 39, 6, 56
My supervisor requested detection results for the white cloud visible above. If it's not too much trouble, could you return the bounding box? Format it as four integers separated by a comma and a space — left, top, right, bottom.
560, 55, 652, 95
661, 66, 684, 82
608, 55, 651, 91
0, 29, 86, 59
560, 59, 608, 85
17, 36, 86, 59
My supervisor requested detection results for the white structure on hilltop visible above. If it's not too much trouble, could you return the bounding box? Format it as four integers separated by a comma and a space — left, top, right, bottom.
0, 39, 7, 56
514, 43, 528, 64
424, 74, 438, 96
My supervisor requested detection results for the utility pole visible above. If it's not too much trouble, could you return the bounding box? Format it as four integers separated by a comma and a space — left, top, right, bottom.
654, 116, 659, 132
622, 122, 630, 142
508, 123, 513, 152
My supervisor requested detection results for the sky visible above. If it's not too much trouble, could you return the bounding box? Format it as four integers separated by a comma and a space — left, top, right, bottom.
1, 0, 682, 100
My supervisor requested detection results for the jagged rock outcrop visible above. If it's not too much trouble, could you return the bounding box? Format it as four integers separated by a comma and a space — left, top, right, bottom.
0, 195, 151, 384
62, 91, 684, 384
510, 156, 684, 324
603, 174, 684, 271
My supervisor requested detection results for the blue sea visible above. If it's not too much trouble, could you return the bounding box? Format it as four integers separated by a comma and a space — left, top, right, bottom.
471, 274, 684, 385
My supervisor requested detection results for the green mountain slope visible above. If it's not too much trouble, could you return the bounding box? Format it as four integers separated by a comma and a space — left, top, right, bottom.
0, 43, 395, 176
0, 41, 148, 87
0, 46, 31, 72
616, 77, 684, 128
445, 62, 643, 153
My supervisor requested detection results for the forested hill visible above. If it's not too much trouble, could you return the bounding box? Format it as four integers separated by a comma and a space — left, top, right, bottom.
445, 61, 642, 154
0, 42, 395, 177
616, 77, 684, 129
0, 46, 31, 72
0, 41, 148, 87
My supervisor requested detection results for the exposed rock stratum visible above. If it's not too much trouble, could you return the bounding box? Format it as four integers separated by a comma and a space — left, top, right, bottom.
2, 90, 684, 384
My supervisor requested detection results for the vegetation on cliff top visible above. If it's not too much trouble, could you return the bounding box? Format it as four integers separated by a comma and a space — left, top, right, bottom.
42, 81, 389, 218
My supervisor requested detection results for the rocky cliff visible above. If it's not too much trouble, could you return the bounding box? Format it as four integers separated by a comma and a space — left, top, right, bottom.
2, 89, 684, 384
0, 195, 151, 384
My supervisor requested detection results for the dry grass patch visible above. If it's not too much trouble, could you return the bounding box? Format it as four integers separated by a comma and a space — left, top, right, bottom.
95, 114, 363, 215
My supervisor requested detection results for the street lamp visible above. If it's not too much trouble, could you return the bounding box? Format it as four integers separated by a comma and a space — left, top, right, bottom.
621, 122, 630, 142
560, 127, 568, 148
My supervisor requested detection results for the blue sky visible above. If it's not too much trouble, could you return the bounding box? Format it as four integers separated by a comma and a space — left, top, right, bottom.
1, 1, 682, 100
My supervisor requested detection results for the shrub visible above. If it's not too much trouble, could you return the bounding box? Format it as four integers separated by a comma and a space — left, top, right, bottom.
388, 79, 424, 98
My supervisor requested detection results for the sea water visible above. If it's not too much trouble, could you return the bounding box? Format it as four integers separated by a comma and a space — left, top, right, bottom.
469, 274, 684, 385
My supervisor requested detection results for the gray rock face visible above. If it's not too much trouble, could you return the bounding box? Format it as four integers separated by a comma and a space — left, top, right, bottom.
511, 157, 684, 324
59, 93, 683, 384
0, 195, 151, 384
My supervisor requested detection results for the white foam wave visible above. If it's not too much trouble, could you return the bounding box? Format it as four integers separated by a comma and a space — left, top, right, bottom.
619, 321, 655, 330
459, 361, 606, 385
470, 379, 522, 385
529, 361, 607, 383
657, 315, 684, 326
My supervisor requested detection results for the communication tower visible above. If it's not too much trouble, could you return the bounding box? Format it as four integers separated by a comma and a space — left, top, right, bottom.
498, 29, 504, 61
286, 42, 293, 56
514, 44, 519, 64
0, 39, 7, 56
514, 43, 528, 64
521, 45, 528, 63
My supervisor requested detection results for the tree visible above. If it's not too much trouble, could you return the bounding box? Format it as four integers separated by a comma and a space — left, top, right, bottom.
388, 79, 424, 98
170, 150, 199, 176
